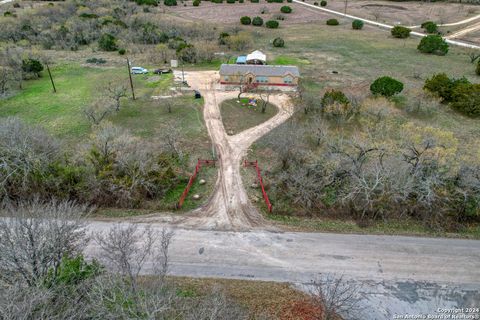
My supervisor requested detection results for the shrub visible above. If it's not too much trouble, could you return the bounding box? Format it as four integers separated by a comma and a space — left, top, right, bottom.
287, 0, 293, 2
370, 76, 404, 97
321, 89, 350, 107
252, 16, 263, 26
266, 20, 279, 28
274, 14, 285, 20
193, 0, 201, 5
164, 0, 177, 5
417, 35, 449, 56
352, 20, 364, 30
280, 5, 292, 13
424, 73, 470, 102
477, 61, 480, 76
98, 33, 118, 51
273, 37, 285, 47
227, 0, 235, 3
118, 48, 126, 55
21, 58, 44, 76
320, 0, 327, 6
391, 26, 411, 38
240, 16, 251, 25
251, 0, 259, 2
86, 57, 107, 64
451, 83, 480, 117
326, 19, 339, 26
421, 21, 438, 34
314, 2, 319, 5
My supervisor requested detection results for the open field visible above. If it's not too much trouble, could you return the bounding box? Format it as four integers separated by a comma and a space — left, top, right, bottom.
220, 98, 277, 135
165, 1, 480, 28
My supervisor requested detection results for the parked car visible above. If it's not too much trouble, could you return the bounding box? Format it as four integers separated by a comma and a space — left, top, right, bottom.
153, 68, 172, 75
131, 67, 148, 74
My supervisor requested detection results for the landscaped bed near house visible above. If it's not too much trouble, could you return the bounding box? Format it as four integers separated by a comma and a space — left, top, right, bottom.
220, 98, 277, 135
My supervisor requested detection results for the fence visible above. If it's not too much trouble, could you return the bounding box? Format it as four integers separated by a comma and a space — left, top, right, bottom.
244, 160, 272, 212
177, 159, 216, 209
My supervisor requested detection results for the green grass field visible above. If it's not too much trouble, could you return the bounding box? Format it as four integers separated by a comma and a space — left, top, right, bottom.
220, 98, 277, 135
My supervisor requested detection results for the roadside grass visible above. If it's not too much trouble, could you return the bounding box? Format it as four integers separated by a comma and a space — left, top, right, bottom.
171, 276, 311, 319
272, 55, 311, 66
220, 98, 277, 135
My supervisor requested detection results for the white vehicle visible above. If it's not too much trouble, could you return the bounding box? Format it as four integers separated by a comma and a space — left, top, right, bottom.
131, 67, 148, 74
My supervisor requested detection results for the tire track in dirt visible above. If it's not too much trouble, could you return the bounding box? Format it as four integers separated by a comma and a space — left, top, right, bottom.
172, 71, 294, 231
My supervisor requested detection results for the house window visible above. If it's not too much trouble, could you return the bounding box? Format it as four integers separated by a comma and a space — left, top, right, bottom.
284, 76, 293, 84
256, 76, 268, 83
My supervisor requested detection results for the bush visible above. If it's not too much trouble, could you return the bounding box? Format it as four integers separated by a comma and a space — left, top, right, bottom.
280, 5, 292, 13
417, 35, 449, 56
477, 61, 480, 76
352, 19, 364, 30
273, 37, 285, 47
326, 19, 339, 26
98, 33, 118, 51
421, 21, 438, 34
240, 16, 251, 25
193, 0, 201, 5
287, 0, 293, 2
391, 26, 411, 38
321, 89, 350, 107
370, 76, 404, 97
451, 83, 480, 117
314, 2, 319, 5
164, 0, 177, 5
266, 20, 279, 28
252, 16, 263, 26
86, 57, 107, 64
424, 73, 470, 102
22, 58, 44, 76
118, 48, 126, 55
251, 0, 259, 2
274, 14, 285, 20
227, 0, 235, 3
320, 0, 327, 6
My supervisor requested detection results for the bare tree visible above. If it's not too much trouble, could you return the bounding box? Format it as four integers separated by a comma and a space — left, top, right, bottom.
83, 98, 112, 125
309, 274, 363, 320
0, 198, 89, 287
162, 123, 183, 160
104, 81, 127, 112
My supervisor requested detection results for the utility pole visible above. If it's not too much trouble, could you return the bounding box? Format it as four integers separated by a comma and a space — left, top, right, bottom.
46, 63, 56, 93
126, 57, 135, 100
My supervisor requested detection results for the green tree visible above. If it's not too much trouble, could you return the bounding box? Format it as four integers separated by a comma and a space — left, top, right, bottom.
320, 0, 327, 6
252, 16, 263, 26
280, 6, 292, 13
421, 21, 438, 34
451, 83, 480, 117
417, 35, 449, 56
266, 20, 279, 28
21, 58, 44, 77
98, 33, 118, 51
326, 19, 339, 26
391, 26, 411, 38
164, 0, 177, 5
240, 16, 251, 25
370, 76, 404, 97
352, 20, 364, 30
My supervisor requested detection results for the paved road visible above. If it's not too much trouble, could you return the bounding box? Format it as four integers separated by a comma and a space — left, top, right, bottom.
86, 221, 480, 319
293, 0, 480, 49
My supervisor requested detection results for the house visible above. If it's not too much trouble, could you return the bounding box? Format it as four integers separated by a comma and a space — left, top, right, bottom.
245, 50, 266, 65
219, 64, 300, 91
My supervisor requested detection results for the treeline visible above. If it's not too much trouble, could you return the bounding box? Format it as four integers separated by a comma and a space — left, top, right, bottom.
261, 82, 480, 231
0, 117, 187, 208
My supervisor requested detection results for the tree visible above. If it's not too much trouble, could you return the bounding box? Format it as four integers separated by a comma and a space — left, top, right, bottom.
273, 37, 285, 47
98, 33, 118, 51
391, 26, 411, 38
83, 98, 112, 125
156, 43, 170, 64
421, 21, 438, 34
370, 76, 404, 97
326, 19, 339, 26
266, 20, 279, 28
423, 73, 470, 102
21, 58, 44, 77
280, 5, 292, 13
476, 61, 480, 76
164, 0, 177, 5
252, 16, 264, 26
320, 0, 327, 6
450, 83, 480, 117
417, 35, 449, 56
0, 198, 89, 287
104, 81, 127, 112
240, 16, 251, 25
352, 19, 364, 30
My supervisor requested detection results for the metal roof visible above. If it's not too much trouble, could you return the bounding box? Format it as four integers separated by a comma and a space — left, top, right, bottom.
219, 64, 300, 77
236, 56, 247, 64
246, 50, 266, 62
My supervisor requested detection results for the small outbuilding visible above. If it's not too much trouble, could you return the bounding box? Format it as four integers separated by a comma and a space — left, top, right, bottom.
246, 50, 267, 65
219, 64, 300, 91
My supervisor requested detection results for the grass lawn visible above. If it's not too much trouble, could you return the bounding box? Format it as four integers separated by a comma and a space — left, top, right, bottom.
220, 98, 277, 135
